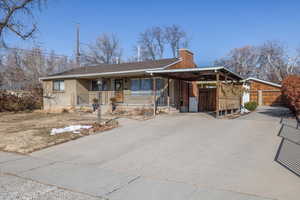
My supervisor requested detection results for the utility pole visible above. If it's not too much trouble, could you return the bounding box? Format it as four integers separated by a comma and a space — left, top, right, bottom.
76, 23, 80, 66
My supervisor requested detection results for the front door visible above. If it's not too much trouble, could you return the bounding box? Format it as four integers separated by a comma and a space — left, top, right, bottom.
198, 88, 216, 112
115, 79, 124, 103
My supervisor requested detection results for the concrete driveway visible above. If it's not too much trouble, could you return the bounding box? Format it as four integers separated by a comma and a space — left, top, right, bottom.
1, 106, 299, 200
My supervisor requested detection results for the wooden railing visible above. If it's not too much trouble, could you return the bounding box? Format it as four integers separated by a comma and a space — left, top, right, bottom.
77, 91, 115, 106
77, 90, 168, 107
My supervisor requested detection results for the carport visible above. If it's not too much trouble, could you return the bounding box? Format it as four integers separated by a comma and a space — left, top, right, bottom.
147, 67, 244, 117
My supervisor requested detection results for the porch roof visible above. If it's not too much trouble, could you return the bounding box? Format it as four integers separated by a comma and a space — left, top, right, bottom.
146, 67, 243, 81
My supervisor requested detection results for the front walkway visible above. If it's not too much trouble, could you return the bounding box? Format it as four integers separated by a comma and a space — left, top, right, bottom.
0, 106, 299, 200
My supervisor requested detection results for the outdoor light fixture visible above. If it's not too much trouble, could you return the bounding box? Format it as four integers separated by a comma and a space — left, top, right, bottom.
96, 78, 103, 86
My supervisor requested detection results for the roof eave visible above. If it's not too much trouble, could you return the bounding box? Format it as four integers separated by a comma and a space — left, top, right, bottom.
39, 68, 163, 81
246, 77, 282, 87
39, 59, 182, 81
146, 66, 244, 80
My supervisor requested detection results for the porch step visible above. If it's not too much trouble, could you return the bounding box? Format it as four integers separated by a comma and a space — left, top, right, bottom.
157, 107, 180, 114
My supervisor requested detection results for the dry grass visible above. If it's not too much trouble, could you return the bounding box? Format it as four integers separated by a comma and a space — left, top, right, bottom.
0, 111, 117, 154
110, 107, 154, 121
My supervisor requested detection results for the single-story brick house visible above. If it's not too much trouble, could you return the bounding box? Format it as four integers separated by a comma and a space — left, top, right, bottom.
243, 77, 283, 106
40, 49, 244, 117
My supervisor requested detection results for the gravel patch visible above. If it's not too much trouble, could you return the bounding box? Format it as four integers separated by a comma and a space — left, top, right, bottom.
0, 173, 102, 200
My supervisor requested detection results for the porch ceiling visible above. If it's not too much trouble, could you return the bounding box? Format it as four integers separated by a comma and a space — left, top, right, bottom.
146, 67, 243, 82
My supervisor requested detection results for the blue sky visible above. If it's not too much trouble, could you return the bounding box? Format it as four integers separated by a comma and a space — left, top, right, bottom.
7, 0, 300, 65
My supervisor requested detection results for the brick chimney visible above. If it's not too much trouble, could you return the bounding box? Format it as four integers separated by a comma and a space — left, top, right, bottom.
179, 49, 195, 68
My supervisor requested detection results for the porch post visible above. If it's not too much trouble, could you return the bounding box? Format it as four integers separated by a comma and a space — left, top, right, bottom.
153, 77, 156, 116
216, 73, 220, 118
167, 78, 170, 112
224, 75, 228, 116
97, 92, 102, 123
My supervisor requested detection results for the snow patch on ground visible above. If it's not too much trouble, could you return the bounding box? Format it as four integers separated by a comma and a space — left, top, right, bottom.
50, 125, 92, 135
241, 107, 250, 114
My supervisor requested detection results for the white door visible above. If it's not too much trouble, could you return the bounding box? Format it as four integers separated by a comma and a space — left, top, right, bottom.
189, 97, 198, 112
242, 83, 250, 106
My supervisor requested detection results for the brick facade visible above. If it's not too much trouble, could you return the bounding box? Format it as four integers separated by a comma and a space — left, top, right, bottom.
167, 49, 195, 69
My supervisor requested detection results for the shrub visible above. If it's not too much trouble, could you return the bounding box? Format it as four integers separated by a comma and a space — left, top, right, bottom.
244, 101, 258, 111
282, 75, 300, 116
0, 88, 43, 112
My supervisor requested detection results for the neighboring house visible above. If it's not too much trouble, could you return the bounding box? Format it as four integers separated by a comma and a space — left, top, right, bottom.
243, 77, 283, 106
40, 49, 243, 117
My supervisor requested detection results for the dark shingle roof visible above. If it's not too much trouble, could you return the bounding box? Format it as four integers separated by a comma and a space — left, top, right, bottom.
49, 58, 180, 77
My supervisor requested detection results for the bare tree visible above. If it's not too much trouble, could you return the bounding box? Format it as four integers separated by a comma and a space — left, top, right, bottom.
0, 47, 75, 90
257, 41, 287, 82
136, 25, 189, 60
165, 25, 189, 57
214, 46, 259, 78
285, 47, 300, 76
214, 41, 300, 83
82, 33, 122, 64
2, 48, 26, 89
137, 26, 166, 60
0, 0, 46, 46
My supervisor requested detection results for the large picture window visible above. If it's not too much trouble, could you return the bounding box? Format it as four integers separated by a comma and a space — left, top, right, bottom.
130, 78, 152, 96
130, 78, 164, 96
53, 80, 64, 91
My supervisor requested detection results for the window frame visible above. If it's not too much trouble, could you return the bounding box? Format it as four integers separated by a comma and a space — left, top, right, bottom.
53, 80, 65, 92
130, 78, 153, 96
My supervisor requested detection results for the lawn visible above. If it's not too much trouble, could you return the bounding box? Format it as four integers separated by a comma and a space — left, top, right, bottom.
0, 111, 116, 154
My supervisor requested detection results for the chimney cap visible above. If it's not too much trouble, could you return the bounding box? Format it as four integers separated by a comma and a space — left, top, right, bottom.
179, 48, 194, 55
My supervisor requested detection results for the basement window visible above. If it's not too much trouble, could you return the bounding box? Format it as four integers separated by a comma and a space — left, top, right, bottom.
53, 80, 65, 91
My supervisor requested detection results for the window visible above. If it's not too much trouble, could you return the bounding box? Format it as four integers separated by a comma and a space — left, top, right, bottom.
91, 79, 109, 91
156, 79, 164, 90
131, 79, 140, 91
156, 79, 165, 95
53, 80, 64, 91
130, 78, 153, 96
141, 78, 152, 90
91, 80, 100, 91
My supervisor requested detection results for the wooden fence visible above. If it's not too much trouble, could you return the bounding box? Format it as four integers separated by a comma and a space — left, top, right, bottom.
218, 83, 242, 111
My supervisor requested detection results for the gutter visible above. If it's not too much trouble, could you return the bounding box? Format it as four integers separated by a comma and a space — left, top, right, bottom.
146, 66, 244, 80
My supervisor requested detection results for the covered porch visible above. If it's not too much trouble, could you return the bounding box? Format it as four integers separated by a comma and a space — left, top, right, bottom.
74, 76, 178, 114
147, 67, 244, 117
